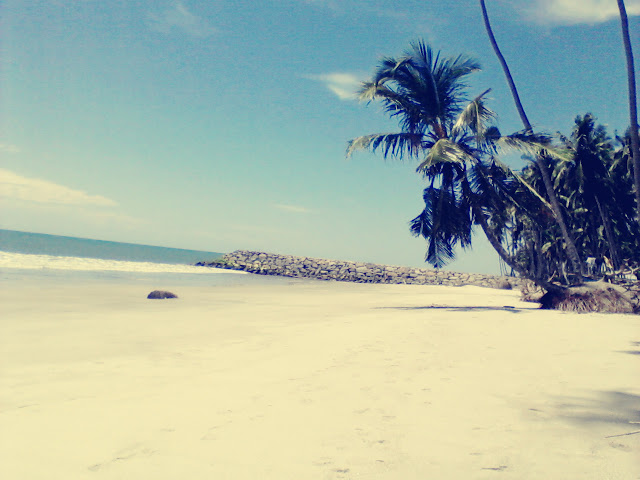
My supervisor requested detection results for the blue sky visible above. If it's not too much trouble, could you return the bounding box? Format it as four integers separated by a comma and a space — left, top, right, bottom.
1, 0, 639, 272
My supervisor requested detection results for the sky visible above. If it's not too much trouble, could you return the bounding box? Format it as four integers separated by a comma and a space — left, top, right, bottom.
1, 0, 639, 273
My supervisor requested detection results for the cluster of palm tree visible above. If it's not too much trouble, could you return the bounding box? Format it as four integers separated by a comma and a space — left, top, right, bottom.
347, 39, 640, 290
501, 117, 639, 284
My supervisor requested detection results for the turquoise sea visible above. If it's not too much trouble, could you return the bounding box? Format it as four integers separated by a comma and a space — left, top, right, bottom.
0, 229, 289, 287
0, 229, 224, 264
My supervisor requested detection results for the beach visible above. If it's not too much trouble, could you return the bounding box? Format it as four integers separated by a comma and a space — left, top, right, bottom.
1, 276, 639, 479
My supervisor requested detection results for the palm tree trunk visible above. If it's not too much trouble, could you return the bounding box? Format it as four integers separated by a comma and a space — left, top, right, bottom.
616, 0, 640, 226
479, 0, 583, 282
594, 196, 621, 271
479, 0, 531, 131
534, 227, 545, 279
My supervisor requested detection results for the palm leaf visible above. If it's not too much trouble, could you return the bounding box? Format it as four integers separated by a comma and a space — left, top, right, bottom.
452, 89, 494, 137
346, 133, 424, 159
495, 131, 552, 156
410, 184, 472, 268
416, 138, 470, 172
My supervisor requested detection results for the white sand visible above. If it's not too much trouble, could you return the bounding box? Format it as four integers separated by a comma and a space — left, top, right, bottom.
1, 278, 638, 479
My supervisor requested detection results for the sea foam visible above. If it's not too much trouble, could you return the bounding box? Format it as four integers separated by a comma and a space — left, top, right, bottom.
0, 251, 245, 275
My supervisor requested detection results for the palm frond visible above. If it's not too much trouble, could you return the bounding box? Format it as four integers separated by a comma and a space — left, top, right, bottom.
485, 155, 555, 211
359, 40, 483, 138
371, 56, 412, 85
495, 131, 573, 165
511, 170, 554, 211
346, 133, 424, 159
410, 184, 472, 268
495, 131, 552, 156
452, 89, 494, 137
416, 138, 470, 172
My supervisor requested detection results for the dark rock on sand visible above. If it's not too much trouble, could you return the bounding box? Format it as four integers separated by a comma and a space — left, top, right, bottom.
147, 290, 178, 299
495, 279, 513, 290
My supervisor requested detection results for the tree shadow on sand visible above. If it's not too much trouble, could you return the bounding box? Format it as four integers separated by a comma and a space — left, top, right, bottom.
617, 341, 640, 356
377, 305, 527, 314
549, 391, 640, 435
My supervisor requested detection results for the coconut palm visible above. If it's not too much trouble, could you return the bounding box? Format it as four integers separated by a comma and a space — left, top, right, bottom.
479, 0, 584, 282
556, 114, 620, 270
616, 0, 640, 223
499, 159, 570, 283
610, 130, 640, 266
347, 41, 538, 279
346, 41, 479, 267
508, 119, 640, 282
347, 41, 481, 158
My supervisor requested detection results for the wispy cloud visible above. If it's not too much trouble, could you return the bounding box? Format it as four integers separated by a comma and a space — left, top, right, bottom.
0, 143, 20, 154
273, 203, 312, 214
522, 0, 640, 25
303, 73, 363, 100
148, 1, 219, 38
0, 168, 117, 207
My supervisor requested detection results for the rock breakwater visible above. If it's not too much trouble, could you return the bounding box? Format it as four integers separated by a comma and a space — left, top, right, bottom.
197, 250, 523, 289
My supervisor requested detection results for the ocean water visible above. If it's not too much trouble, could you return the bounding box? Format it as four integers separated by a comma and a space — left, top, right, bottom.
0, 229, 291, 287
0, 229, 223, 264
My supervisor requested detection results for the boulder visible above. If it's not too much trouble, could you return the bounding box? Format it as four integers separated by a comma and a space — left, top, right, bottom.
147, 290, 178, 299
495, 279, 513, 290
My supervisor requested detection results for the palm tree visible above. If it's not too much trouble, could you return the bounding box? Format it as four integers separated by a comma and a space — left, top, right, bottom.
610, 130, 640, 267
616, 0, 640, 225
556, 114, 621, 270
508, 119, 640, 281
346, 41, 479, 267
346, 41, 540, 280
479, 0, 584, 282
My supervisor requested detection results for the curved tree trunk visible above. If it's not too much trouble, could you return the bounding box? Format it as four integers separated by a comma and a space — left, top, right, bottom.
478, 0, 531, 132
479, 0, 584, 282
595, 196, 621, 271
616, 0, 640, 228
473, 205, 565, 293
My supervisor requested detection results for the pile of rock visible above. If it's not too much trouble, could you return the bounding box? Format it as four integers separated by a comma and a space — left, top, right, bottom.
196, 250, 522, 289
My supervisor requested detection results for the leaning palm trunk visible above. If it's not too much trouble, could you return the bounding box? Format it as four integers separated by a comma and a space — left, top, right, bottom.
479, 0, 583, 282
472, 205, 565, 293
594, 196, 621, 271
616, 0, 640, 226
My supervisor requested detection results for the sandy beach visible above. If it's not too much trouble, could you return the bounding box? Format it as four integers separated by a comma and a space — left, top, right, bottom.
1, 277, 638, 479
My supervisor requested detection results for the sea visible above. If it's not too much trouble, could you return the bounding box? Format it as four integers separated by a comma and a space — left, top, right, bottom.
0, 229, 289, 287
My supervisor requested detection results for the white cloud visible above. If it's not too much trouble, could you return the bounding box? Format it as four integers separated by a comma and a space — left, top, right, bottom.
273, 204, 312, 214
148, 1, 218, 38
303, 73, 363, 100
522, 0, 640, 25
0, 143, 20, 154
0, 168, 117, 207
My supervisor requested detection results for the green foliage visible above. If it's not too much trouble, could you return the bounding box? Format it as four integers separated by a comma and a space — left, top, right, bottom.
349, 40, 524, 269
504, 115, 640, 281
349, 40, 640, 282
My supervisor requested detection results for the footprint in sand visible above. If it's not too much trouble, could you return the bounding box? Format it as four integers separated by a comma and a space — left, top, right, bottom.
88, 443, 157, 471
